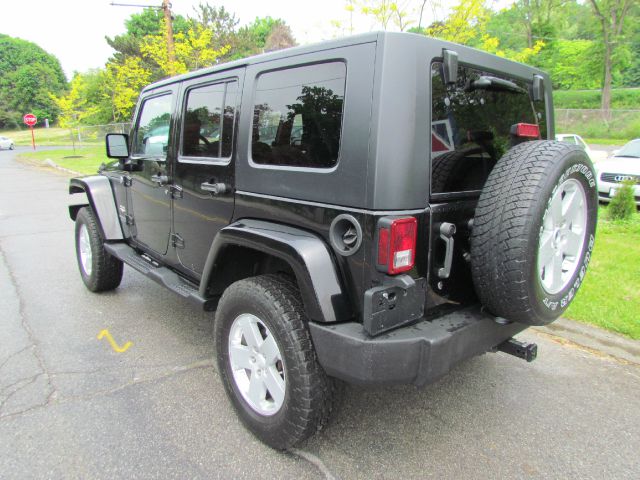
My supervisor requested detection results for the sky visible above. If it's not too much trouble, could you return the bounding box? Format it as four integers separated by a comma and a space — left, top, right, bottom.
0, 0, 514, 79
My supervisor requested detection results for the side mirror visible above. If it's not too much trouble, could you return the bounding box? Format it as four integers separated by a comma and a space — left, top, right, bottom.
106, 133, 130, 159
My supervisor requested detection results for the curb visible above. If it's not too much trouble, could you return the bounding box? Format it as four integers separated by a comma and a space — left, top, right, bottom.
43, 158, 83, 176
533, 318, 640, 365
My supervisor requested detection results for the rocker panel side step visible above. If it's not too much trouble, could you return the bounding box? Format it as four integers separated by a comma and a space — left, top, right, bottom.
104, 242, 215, 311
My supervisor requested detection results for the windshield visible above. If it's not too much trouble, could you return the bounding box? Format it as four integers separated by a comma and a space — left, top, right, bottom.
617, 140, 640, 158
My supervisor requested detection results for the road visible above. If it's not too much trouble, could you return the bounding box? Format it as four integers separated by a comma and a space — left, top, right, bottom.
1, 147, 639, 479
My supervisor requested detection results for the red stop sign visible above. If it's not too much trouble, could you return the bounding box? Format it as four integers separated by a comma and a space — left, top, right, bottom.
23, 114, 37, 127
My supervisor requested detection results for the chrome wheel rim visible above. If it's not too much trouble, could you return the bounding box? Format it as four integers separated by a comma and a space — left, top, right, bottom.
78, 224, 93, 276
228, 313, 285, 416
537, 178, 587, 294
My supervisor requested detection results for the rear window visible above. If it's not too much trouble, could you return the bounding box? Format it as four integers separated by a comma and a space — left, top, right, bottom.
181, 80, 238, 160
251, 61, 346, 169
430, 62, 546, 195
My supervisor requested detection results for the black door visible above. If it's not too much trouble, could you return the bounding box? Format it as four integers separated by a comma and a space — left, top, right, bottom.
172, 73, 242, 275
128, 89, 177, 256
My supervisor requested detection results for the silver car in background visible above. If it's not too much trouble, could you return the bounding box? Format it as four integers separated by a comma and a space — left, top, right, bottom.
556, 133, 594, 162
0, 136, 15, 150
595, 139, 640, 206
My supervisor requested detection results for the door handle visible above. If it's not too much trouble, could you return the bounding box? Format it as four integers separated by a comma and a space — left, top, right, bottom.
150, 174, 169, 185
437, 222, 456, 279
200, 181, 228, 195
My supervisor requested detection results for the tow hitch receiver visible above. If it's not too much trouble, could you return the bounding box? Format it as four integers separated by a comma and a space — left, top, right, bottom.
497, 338, 537, 362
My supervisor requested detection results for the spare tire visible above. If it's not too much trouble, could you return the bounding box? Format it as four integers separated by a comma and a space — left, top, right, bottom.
470, 140, 598, 325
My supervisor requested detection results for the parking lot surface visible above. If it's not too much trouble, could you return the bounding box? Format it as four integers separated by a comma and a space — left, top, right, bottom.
1, 148, 639, 479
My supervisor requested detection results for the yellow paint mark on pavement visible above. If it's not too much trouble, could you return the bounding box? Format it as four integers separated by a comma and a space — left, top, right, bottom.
97, 329, 132, 353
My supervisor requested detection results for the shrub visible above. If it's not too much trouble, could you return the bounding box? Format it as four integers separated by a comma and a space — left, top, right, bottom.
607, 180, 637, 221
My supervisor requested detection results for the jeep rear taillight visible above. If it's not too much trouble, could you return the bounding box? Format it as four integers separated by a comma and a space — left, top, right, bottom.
377, 217, 417, 275
511, 123, 540, 138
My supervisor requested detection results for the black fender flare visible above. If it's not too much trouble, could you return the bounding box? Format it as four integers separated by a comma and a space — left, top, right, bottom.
69, 176, 123, 240
201, 219, 352, 323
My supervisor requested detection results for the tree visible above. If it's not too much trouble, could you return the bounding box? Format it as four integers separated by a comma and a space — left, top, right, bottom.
232, 17, 296, 59
140, 21, 230, 76
426, 0, 516, 57
587, 0, 634, 112
513, 0, 567, 48
265, 24, 296, 52
191, 2, 239, 55
0, 34, 67, 126
51, 71, 114, 131
360, 1, 395, 30
105, 57, 151, 122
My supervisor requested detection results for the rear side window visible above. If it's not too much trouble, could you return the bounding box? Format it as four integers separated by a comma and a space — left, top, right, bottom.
430, 62, 547, 195
251, 62, 346, 169
182, 80, 238, 159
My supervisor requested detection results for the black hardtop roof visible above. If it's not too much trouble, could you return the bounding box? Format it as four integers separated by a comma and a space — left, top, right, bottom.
143, 31, 545, 92
143, 31, 380, 92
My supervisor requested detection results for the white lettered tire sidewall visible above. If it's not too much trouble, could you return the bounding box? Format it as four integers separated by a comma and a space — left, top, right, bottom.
528, 150, 598, 321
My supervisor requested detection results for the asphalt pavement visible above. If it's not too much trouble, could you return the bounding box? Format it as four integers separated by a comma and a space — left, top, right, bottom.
1, 147, 639, 479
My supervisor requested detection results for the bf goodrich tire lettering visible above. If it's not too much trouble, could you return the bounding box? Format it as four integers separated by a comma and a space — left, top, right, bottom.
470, 141, 598, 325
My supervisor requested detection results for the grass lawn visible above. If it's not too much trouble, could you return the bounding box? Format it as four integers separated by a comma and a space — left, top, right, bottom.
584, 138, 628, 146
2, 127, 103, 147
564, 207, 640, 339
17, 146, 107, 175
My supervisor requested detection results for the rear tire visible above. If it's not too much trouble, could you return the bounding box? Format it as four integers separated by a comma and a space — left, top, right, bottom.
214, 274, 339, 450
470, 141, 598, 325
75, 206, 123, 292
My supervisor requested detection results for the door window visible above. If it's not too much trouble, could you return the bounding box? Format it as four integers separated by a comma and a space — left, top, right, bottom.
251, 62, 346, 168
181, 80, 238, 159
132, 95, 173, 157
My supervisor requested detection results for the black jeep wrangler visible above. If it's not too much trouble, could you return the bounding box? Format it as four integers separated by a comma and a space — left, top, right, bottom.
69, 32, 597, 449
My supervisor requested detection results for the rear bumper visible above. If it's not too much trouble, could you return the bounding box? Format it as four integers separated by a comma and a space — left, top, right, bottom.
308, 306, 527, 387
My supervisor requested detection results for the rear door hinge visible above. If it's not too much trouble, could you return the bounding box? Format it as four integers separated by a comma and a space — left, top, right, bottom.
124, 214, 135, 226
171, 233, 185, 249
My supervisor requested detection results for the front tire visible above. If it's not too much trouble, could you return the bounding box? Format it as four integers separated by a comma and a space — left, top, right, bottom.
75, 206, 123, 292
470, 141, 598, 325
214, 274, 339, 450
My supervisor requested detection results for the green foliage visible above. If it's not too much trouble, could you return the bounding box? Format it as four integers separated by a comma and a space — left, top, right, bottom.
0, 34, 67, 125
230, 17, 295, 59
102, 6, 295, 119
555, 108, 640, 141
106, 57, 151, 122
537, 39, 602, 89
140, 21, 230, 76
607, 180, 637, 221
554, 88, 640, 109
565, 207, 640, 339
51, 70, 114, 127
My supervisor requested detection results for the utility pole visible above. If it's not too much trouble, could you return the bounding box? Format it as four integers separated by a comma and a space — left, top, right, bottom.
162, 0, 176, 74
